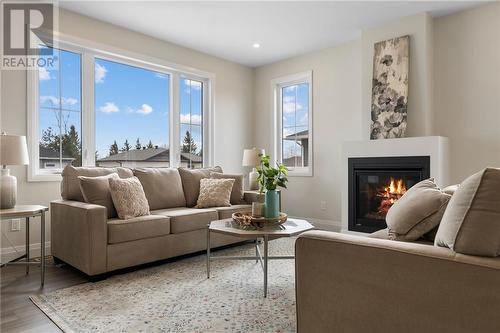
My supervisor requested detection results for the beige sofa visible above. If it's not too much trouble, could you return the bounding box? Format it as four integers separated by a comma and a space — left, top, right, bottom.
295, 231, 500, 332
51, 166, 262, 277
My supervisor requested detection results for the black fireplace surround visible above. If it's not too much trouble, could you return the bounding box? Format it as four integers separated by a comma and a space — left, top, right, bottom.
348, 156, 430, 233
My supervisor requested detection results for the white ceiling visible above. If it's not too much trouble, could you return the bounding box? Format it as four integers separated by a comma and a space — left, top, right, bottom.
60, 1, 485, 67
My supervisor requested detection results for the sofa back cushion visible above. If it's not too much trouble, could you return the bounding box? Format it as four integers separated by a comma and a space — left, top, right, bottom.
386, 178, 451, 241
178, 166, 223, 207
435, 168, 500, 257
61, 165, 133, 201
78, 173, 119, 219
133, 168, 186, 210
210, 172, 245, 204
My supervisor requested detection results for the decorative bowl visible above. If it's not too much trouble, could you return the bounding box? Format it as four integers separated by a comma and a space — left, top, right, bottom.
232, 211, 287, 228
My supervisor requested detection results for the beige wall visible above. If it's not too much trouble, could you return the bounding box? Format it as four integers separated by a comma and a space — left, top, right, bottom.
433, 3, 500, 183
0, 8, 254, 257
254, 41, 362, 224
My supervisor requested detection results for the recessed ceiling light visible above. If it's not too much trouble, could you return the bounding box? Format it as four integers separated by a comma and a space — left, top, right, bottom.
252, 43, 260, 49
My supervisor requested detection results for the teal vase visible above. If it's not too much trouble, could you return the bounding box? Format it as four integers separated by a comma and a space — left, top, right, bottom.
264, 190, 279, 218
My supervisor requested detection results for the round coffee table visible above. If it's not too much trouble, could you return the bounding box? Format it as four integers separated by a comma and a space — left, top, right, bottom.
207, 218, 314, 297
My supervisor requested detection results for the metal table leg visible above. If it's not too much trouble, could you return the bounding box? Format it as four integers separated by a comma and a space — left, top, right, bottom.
255, 238, 259, 263
25, 217, 29, 275
41, 212, 45, 287
263, 235, 269, 298
206, 224, 210, 279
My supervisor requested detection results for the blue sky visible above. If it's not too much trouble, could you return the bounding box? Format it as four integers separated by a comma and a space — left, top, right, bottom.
39, 48, 203, 159
282, 83, 309, 160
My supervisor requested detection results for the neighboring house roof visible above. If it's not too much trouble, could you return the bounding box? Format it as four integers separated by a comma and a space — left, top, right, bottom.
284, 129, 309, 141
39, 146, 74, 160
97, 148, 202, 163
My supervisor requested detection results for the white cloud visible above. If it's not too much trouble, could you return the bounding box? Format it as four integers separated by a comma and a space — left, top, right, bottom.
39, 67, 51, 81
283, 86, 296, 93
99, 102, 119, 113
40, 96, 78, 106
40, 95, 59, 105
95, 63, 107, 83
180, 113, 202, 125
184, 80, 202, 93
62, 97, 78, 106
155, 73, 167, 79
136, 104, 153, 115
282, 95, 303, 114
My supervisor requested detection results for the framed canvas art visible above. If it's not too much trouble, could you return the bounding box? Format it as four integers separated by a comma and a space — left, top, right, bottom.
370, 35, 409, 140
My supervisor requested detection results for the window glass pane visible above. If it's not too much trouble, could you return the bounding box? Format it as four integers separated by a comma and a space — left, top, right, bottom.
94, 58, 170, 168
281, 82, 309, 169
180, 79, 203, 168
38, 47, 82, 172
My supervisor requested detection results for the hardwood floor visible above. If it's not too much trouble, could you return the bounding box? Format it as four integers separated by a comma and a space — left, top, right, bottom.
1, 260, 87, 332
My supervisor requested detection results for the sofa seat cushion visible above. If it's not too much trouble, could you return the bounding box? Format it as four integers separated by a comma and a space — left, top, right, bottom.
108, 215, 170, 244
151, 207, 218, 234
215, 205, 251, 220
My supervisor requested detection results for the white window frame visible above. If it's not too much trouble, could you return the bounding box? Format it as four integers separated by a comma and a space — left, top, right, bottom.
271, 70, 313, 177
27, 33, 214, 181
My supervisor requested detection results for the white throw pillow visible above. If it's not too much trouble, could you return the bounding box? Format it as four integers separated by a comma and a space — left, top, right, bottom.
109, 176, 150, 219
196, 178, 235, 208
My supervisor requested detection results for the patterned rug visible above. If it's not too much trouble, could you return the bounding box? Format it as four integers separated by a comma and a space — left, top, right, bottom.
31, 238, 297, 332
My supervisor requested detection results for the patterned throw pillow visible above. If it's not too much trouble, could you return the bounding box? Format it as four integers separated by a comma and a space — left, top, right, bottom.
196, 178, 235, 208
109, 176, 150, 219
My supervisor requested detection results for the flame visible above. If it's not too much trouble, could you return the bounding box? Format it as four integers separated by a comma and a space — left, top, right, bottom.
377, 178, 407, 215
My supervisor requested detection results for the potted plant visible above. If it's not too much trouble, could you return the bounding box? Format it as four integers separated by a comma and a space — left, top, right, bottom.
257, 154, 288, 218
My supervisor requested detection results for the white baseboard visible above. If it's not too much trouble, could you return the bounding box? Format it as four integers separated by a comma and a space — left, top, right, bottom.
290, 216, 341, 232
1, 242, 51, 263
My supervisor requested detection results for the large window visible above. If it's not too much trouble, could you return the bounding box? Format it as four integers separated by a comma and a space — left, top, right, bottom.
180, 78, 203, 169
38, 47, 82, 173
94, 58, 170, 168
272, 71, 312, 176
28, 39, 212, 181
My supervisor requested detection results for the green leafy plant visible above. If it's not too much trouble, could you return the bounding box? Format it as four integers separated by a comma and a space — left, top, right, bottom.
257, 154, 288, 193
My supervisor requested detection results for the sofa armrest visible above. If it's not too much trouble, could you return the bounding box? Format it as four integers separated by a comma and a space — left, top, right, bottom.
243, 190, 264, 204
51, 200, 108, 275
295, 230, 500, 333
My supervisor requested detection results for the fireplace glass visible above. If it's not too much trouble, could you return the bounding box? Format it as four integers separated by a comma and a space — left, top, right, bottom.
348, 156, 430, 233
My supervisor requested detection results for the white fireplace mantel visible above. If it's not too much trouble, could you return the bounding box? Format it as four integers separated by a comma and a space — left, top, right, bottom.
340, 136, 449, 234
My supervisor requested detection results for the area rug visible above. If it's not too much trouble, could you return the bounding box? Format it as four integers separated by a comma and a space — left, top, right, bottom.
30, 238, 297, 332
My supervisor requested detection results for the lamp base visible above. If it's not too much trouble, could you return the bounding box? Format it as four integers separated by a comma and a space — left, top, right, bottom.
1, 168, 17, 209
248, 168, 259, 191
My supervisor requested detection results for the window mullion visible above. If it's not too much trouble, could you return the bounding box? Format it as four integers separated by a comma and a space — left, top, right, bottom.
82, 52, 95, 166
171, 73, 181, 168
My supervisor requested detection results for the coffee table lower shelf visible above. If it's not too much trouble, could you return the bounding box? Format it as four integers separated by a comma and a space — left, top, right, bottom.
206, 218, 314, 298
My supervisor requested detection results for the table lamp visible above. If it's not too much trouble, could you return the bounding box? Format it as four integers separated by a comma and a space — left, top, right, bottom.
242, 148, 265, 190
0, 133, 29, 209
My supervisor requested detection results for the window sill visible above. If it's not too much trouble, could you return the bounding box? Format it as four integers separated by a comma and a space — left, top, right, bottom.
27, 173, 62, 182
287, 168, 313, 177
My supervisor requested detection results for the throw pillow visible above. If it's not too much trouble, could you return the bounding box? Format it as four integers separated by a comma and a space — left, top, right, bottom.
386, 178, 451, 241
434, 168, 500, 257
196, 178, 235, 208
61, 164, 133, 201
178, 166, 223, 207
78, 173, 119, 219
210, 172, 245, 204
109, 176, 150, 219
133, 168, 186, 210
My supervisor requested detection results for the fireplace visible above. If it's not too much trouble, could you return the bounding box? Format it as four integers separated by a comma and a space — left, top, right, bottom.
348, 156, 430, 233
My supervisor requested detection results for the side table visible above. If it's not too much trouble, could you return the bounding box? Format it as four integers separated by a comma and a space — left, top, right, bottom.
0, 205, 49, 287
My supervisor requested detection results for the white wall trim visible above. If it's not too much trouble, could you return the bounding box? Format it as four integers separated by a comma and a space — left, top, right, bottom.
1, 242, 51, 264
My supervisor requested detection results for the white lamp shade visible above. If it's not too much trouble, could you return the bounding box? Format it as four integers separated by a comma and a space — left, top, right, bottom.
0, 134, 29, 166
242, 148, 265, 167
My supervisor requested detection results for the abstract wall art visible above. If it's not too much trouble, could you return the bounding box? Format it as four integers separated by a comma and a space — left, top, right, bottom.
370, 35, 409, 140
